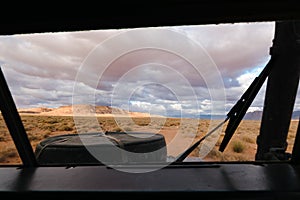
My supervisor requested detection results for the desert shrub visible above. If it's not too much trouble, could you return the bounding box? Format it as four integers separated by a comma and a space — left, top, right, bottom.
24, 126, 32, 131
43, 131, 51, 139
220, 154, 248, 161
112, 127, 123, 132
242, 136, 255, 144
40, 124, 56, 131
206, 148, 223, 159
133, 118, 150, 126
123, 126, 133, 131
57, 125, 73, 131
232, 141, 245, 153
0, 136, 5, 142
46, 118, 59, 124
28, 134, 40, 141
0, 147, 18, 162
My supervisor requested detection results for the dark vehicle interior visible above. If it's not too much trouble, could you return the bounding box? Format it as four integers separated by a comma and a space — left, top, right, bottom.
1, 1, 300, 199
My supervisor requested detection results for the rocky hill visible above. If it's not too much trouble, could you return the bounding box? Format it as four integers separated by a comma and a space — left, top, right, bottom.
244, 110, 300, 120
18, 104, 152, 117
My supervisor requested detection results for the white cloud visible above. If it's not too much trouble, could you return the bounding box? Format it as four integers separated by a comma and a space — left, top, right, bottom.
170, 104, 182, 110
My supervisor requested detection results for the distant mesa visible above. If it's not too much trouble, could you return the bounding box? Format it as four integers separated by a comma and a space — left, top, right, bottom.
17, 104, 155, 118
18, 107, 53, 114
244, 111, 263, 120
244, 110, 300, 120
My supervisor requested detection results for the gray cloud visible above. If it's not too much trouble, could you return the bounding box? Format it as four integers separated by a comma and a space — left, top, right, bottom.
0, 22, 277, 116
176, 22, 275, 78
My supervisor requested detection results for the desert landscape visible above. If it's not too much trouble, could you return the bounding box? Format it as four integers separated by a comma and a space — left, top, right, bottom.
0, 105, 299, 164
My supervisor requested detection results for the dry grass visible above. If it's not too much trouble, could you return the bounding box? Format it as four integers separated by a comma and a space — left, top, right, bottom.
0, 115, 299, 164
232, 141, 245, 153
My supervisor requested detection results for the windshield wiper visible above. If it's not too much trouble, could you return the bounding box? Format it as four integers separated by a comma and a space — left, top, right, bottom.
174, 57, 276, 163
174, 118, 229, 162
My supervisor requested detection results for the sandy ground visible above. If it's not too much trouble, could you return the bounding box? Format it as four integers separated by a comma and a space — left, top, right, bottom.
1, 105, 298, 164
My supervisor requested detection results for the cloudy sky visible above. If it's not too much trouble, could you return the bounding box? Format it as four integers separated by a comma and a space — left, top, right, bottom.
1, 21, 296, 118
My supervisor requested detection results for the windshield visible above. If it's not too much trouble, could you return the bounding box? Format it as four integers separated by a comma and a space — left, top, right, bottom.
0, 21, 298, 168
